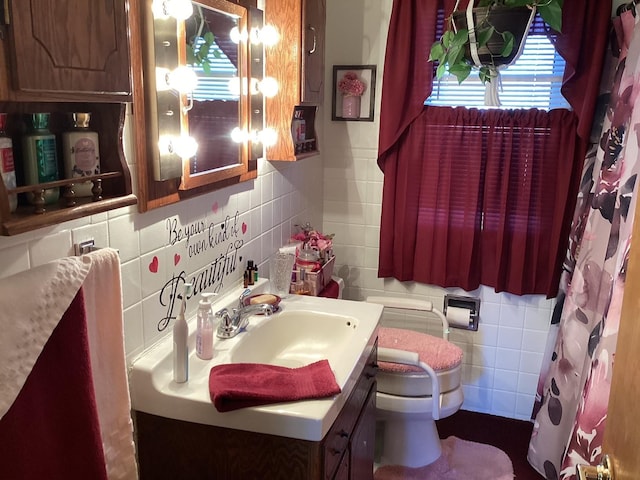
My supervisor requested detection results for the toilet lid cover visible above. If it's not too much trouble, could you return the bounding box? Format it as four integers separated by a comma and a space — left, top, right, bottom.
378, 327, 463, 373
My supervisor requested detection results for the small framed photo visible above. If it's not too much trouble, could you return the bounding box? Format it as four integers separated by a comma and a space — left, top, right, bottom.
332, 65, 376, 122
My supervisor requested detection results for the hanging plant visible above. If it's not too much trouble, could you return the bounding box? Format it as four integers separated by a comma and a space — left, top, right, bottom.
185, 6, 221, 74
428, 0, 563, 84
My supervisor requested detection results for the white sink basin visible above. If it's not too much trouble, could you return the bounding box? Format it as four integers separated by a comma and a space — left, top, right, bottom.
129, 282, 382, 441
230, 310, 359, 370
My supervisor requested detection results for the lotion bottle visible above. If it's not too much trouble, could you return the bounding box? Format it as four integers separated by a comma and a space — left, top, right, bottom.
173, 283, 192, 383
22, 113, 59, 205
62, 112, 100, 197
0, 113, 17, 212
196, 292, 216, 360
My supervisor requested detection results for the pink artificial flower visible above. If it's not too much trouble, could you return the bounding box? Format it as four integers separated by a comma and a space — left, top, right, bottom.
338, 72, 366, 96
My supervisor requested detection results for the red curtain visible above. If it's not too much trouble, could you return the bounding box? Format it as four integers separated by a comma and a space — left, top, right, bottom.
377, 0, 611, 297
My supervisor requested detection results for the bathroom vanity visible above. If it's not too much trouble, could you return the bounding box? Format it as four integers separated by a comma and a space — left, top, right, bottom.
134, 345, 377, 479
130, 290, 382, 479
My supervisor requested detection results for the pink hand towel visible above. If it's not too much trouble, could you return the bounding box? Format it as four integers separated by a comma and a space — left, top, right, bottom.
209, 359, 341, 412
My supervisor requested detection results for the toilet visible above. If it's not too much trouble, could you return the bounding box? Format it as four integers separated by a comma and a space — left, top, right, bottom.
366, 297, 465, 468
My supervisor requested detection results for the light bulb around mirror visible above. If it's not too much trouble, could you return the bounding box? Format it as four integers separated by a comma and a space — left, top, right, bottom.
258, 77, 279, 98
260, 25, 280, 46
174, 135, 199, 158
158, 134, 198, 158
231, 127, 248, 144
230, 26, 248, 44
259, 128, 278, 147
167, 66, 198, 93
152, 0, 193, 20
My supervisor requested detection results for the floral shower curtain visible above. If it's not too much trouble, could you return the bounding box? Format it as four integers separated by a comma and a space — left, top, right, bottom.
528, 11, 640, 479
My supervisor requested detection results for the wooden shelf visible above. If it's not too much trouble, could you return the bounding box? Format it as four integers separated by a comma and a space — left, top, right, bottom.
0, 103, 136, 235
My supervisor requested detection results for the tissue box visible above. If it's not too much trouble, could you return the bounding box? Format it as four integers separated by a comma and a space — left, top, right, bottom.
293, 255, 335, 296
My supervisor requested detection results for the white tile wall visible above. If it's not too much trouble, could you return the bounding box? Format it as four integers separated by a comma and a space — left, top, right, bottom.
322, 0, 554, 420
0, 0, 558, 422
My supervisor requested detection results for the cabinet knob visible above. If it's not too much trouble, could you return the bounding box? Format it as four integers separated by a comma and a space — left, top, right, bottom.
338, 429, 349, 438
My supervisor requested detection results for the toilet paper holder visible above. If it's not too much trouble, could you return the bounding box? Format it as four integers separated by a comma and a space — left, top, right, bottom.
443, 294, 480, 331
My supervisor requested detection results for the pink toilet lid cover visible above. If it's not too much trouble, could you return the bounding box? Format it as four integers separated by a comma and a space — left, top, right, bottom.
378, 326, 463, 373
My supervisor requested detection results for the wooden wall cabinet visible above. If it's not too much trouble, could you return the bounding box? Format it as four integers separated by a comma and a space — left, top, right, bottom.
265, 0, 326, 162
4, 0, 131, 101
0, 0, 136, 236
134, 344, 377, 479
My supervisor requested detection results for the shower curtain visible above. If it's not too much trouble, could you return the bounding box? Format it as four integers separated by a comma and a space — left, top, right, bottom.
528, 11, 640, 480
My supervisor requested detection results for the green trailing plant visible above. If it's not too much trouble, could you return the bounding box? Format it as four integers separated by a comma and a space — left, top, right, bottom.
185, 7, 221, 74
428, 0, 563, 84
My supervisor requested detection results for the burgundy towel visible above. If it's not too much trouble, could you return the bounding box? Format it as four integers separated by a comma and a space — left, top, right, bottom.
209, 359, 341, 412
0, 289, 108, 480
318, 279, 340, 298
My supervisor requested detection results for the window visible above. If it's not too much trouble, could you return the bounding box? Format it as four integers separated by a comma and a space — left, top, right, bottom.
427, 15, 570, 110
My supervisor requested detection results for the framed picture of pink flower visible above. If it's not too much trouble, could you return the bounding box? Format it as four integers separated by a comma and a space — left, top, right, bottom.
332, 65, 376, 122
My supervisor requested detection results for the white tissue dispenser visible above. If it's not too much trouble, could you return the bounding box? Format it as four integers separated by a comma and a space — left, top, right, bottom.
443, 294, 480, 331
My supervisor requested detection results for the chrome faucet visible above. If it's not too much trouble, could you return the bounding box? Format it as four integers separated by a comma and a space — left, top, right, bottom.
215, 288, 273, 339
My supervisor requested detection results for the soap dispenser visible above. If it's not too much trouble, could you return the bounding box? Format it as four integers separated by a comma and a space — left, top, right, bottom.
196, 292, 216, 360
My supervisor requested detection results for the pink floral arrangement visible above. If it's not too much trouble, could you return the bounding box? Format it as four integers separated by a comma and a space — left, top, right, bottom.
291, 223, 334, 258
338, 72, 366, 97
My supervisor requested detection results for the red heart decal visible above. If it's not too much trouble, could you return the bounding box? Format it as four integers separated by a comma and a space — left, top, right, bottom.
174, 253, 181, 266
242, 222, 247, 234
212, 202, 219, 213
149, 256, 159, 273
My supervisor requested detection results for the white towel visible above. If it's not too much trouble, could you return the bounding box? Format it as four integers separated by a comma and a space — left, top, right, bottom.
0, 256, 91, 420
82, 248, 138, 480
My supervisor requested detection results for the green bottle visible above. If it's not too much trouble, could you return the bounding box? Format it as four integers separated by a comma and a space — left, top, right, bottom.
22, 113, 59, 205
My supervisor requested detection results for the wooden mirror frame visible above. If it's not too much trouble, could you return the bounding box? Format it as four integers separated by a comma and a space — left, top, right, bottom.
132, 0, 261, 212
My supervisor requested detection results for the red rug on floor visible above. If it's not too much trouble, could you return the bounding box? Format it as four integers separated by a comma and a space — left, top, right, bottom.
374, 436, 514, 480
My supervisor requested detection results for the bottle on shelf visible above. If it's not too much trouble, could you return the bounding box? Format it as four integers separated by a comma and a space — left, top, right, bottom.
62, 112, 100, 197
291, 109, 306, 146
0, 113, 17, 212
22, 113, 60, 205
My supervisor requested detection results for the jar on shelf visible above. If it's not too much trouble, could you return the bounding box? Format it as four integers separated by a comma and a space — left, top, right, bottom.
22, 113, 59, 205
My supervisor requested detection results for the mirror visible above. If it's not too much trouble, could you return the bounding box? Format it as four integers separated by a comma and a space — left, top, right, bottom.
143, 0, 263, 189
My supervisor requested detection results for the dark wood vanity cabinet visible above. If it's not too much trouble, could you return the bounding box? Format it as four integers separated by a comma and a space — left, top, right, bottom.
0, 0, 136, 235
134, 345, 377, 480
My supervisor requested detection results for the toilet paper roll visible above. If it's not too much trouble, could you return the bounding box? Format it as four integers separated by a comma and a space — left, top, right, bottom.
446, 306, 472, 328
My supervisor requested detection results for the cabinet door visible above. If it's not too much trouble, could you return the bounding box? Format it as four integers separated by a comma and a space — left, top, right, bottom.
8, 0, 131, 97
349, 386, 376, 480
301, 0, 325, 104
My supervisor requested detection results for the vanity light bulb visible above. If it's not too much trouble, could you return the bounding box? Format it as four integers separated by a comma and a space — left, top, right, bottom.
174, 135, 199, 158
230, 26, 248, 44
231, 127, 248, 144
228, 77, 240, 96
168, 66, 198, 93
259, 128, 278, 147
258, 77, 279, 98
260, 25, 280, 47
163, 0, 193, 20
